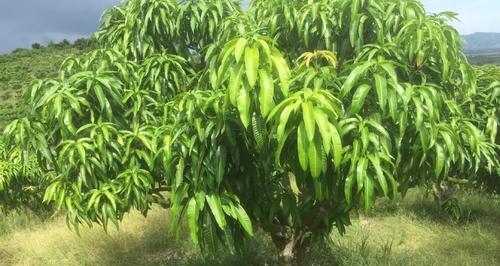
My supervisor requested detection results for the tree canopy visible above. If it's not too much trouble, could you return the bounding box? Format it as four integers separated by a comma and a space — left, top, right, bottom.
3, 0, 498, 263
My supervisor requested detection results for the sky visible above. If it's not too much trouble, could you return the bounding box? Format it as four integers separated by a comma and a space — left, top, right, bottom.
0, 0, 499, 54
422, 0, 500, 34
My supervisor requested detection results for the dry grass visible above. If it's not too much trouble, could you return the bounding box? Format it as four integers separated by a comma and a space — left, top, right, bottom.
328, 211, 500, 265
0, 209, 187, 266
325, 189, 500, 266
0, 189, 499, 266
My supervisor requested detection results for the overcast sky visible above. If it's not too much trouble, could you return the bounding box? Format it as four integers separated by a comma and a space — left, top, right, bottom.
1, 0, 499, 54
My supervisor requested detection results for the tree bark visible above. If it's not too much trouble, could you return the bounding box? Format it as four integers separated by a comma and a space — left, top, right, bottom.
271, 230, 310, 266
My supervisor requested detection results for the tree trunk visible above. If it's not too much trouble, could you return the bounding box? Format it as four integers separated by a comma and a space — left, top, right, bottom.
432, 182, 459, 207
271, 230, 310, 266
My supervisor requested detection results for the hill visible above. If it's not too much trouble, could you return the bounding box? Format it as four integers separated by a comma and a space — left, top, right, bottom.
462, 32, 500, 54
0, 39, 94, 129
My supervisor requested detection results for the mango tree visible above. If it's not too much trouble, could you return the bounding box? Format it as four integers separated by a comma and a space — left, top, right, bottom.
4, 0, 498, 264
0, 141, 48, 213
460, 65, 500, 193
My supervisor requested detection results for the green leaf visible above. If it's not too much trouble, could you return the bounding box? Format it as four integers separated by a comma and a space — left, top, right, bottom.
368, 154, 388, 196
235, 205, 253, 236
187, 198, 199, 245
245, 46, 259, 87
349, 12, 359, 46
206, 194, 227, 229
196, 191, 206, 210
76, 143, 86, 164
329, 124, 343, 170
297, 122, 309, 171
258, 69, 275, 117
175, 157, 184, 189
308, 138, 322, 178
345, 173, 355, 203
237, 88, 251, 128
104, 191, 117, 211
228, 64, 244, 105
270, 51, 290, 96
349, 84, 371, 115
413, 97, 424, 130
388, 90, 398, 121
302, 102, 316, 142
435, 143, 445, 177
374, 73, 387, 111
356, 157, 368, 192
93, 85, 108, 111
380, 62, 398, 83
277, 104, 295, 144
216, 146, 227, 185
234, 38, 248, 63
341, 61, 374, 97
313, 110, 331, 155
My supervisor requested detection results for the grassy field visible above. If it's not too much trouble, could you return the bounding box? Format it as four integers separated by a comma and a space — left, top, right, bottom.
1, 189, 498, 266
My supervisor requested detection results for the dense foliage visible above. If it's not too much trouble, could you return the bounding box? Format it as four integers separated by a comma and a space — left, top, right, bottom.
3, 0, 498, 263
0, 39, 94, 129
464, 65, 500, 192
0, 143, 50, 213
0, 40, 94, 213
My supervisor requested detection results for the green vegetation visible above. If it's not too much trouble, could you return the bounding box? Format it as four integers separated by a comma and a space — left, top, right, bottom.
0, 39, 96, 214
0, 143, 50, 214
467, 54, 500, 65
466, 65, 500, 193
1, 189, 499, 266
0, 39, 94, 129
0, 0, 498, 265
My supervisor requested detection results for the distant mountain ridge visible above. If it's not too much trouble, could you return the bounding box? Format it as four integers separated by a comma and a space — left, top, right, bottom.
462, 32, 500, 55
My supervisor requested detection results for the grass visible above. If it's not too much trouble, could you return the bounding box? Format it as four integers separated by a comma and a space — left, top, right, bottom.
0, 189, 499, 266
0, 209, 47, 237
328, 189, 500, 266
